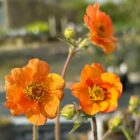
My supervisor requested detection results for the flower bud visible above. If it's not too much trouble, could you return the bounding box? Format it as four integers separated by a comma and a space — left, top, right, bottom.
61, 104, 76, 120
79, 38, 89, 48
128, 96, 139, 112
108, 116, 122, 131
64, 27, 75, 40
129, 96, 139, 106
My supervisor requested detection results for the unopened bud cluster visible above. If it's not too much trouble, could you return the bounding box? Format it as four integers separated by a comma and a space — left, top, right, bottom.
128, 96, 140, 113
79, 39, 89, 48
64, 27, 75, 40
108, 116, 122, 131
61, 104, 76, 120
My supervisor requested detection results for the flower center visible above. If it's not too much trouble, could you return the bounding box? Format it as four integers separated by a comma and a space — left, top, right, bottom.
88, 85, 105, 102
98, 25, 105, 37
24, 82, 46, 101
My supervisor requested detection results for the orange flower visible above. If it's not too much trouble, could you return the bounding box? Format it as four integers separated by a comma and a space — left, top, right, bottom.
84, 4, 117, 54
5, 59, 65, 125
70, 63, 122, 116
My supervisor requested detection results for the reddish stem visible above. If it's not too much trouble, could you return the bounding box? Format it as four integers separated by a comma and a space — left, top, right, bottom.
55, 47, 75, 140
92, 116, 98, 140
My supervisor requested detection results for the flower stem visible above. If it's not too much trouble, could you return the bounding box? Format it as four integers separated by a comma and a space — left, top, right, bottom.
61, 47, 75, 78
91, 116, 98, 140
121, 127, 132, 140
134, 117, 140, 139
55, 47, 75, 140
102, 129, 112, 140
33, 125, 38, 140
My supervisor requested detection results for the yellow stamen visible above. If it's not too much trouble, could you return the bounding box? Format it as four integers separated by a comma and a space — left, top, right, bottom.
24, 82, 46, 101
89, 85, 105, 101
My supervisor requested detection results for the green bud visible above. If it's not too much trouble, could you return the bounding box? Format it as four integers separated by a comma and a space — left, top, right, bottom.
64, 27, 75, 40
108, 116, 122, 131
61, 104, 76, 120
129, 96, 139, 106
128, 96, 139, 112
79, 38, 89, 48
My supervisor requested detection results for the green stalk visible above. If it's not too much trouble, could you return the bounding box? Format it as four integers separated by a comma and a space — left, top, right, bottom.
121, 127, 132, 140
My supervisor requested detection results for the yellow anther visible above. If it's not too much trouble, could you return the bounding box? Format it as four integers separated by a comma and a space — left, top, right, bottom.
88, 85, 105, 101
24, 82, 46, 101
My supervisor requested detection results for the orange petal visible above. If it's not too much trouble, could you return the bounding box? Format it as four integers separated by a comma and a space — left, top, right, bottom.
10, 109, 23, 116
85, 4, 100, 22
103, 89, 119, 113
84, 4, 99, 31
80, 102, 99, 116
46, 73, 65, 90
48, 89, 64, 101
98, 101, 109, 112
100, 40, 116, 54
80, 100, 108, 115
78, 88, 91, 103
5, 85, 38, 114
77, 87, 100, 115
26, 112, 47, 126
101, 72, 123, 98
5, 85, 23, 102
71, 83, 91, 107
83, 15, 93, 30
28, 58, 50, 81
107, 88, 119, 100
91, 63, 104, 75
70, 83, 86, 98
81, 64, 103, 86
5, 66, 34, 87
45, 96, 59, 119
5, 101, 23, 116
81, 64, 94, 84
91, 36, 116, 54
97, 12, 114, 36
103, 100, 118, 113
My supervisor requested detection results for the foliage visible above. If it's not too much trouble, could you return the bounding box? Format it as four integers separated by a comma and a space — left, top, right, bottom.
25, 21, 49, 35
60, 0, 87, 22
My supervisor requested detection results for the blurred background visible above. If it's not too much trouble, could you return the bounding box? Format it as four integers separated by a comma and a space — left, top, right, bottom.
0, 0, 140, 140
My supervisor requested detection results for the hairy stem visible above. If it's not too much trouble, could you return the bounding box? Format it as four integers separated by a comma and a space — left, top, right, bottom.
55, 47, 75, 140
134, 118, 140, 140
33, 125, 38, 140
102, 129, 112, 140
61, 48, 75, 78
121, 127, 132, 140
91, 116, 98, 140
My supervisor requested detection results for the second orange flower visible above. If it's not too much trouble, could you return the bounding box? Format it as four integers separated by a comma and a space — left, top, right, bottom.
84, 3, 117, 54
70, 63, 123, 116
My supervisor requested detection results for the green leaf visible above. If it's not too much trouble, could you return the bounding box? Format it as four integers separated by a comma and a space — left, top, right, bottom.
69, 120, 81, 134
69, 112, 88, 134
